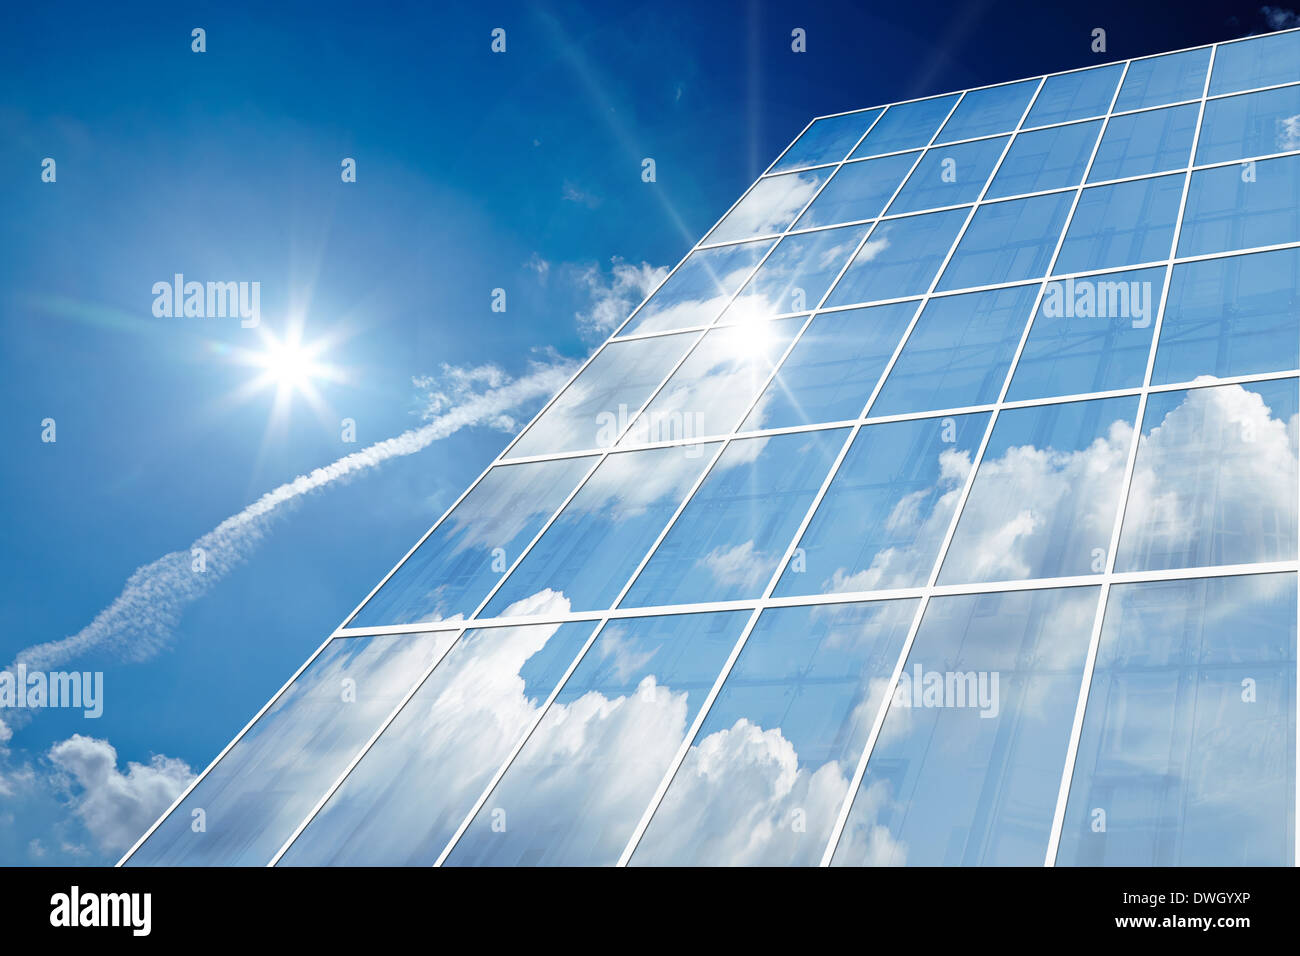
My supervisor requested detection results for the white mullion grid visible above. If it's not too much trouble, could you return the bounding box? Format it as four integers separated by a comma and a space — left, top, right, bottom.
711, 147, 1300, 255
331, 559, 1299, 639
614, 84, 1035, 867
613, 236, 1300, 347
125, 31, 1300, 869
819, 58, 1137, 866
1043, 44, 1220, 867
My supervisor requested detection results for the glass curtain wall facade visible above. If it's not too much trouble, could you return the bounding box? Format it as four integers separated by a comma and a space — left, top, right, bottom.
124, 30, 1300, 867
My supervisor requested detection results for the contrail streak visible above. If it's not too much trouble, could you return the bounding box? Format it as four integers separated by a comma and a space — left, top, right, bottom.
13, 362, 575, 673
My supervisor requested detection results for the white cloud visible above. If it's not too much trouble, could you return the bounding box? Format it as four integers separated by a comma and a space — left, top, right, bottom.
47, 735, 194, 854
699, 539, 770, 591
709, 172, 824, 243
1277, 113, 1300, 152
573, 257, 670, 338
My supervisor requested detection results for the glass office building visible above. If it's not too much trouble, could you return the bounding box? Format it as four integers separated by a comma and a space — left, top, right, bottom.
125, 30, 1299, 866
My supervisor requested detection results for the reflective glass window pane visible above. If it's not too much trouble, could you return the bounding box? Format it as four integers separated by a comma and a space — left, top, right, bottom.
506, 334, 696, 458
1210, 30, 1300, 95
1152, 247, 1300, 384
723, 226, 867, 321
771, 109, 882, 173
618, 240, 772, 336
887, 136, 1008, 215
794, 152, 918, 228
1115, 48, 1210, 111
1026, 64, 1122, 126
1116, 379, 1299, 572
853, 94, 961, 158
936, 79, 1039, 143
1056, 573, 1296, 866
825, 208, 969, 306
939, 396, 1140, 584
1178, 153, 1300, 257
1054, 174, 1183, 274
1007, 266, 1166, 401
632, 599, 917, 866
986, 120, 1101, 199
773, 412, 990, 597
617, 318, 801, 445
937, 192, 1073, 292
620, 429, 847, 607
126, 632, 455, 866
1087, 104, 1197, 181
704, 169, 828, 245
871, 284, 1040, 415
481, 445, 719, 616
742, 301, 918, 431
832, 586, 1098, 866
278, 620, 596, 866
1197, 85, 1300, 165
442, 610, 750, 866
350, 457, 596, 627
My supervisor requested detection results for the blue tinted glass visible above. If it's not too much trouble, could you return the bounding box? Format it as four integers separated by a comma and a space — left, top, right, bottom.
1115, 48, 1210, 111
706, 169, 828, 244
620, 239, 772, 336
833, 586, 1099, 867
939, 396, 1140, 584
277, 621, 596, 866
618, 318, 802, 444
1054, 174, 1183, 274
1087, 104, 1197, 180
443, 610, 751, 867
1210, 30, 1300, 95
632, 599, 916, 866
128, 632, 456, 866
507, 333, 695, 458
1153, 247, 1300, 384
871, 284, 1040, 415
620, 429, 847, 607
481, 445, 720, 617
773, 412, 990, 596
853, 94, 961, 158
1057, 574, 1297, 866
350, 457, 596, 627
887, 136, 1008, 214
1027, 64, 1122, 126
743, 302, 919, 431
1116, 379, 1299, 572
938, 192, 1073, 291
772, 109, 882, 172
795, 152, 919, 228
1178, 153, 1300, 257
987, 120, 1101, 199
725, 225, 867, 321
1197, 85, 1300, 165
937, 79, 1039, 143
1007, 267, 1165, 401
825, 208, 969, 306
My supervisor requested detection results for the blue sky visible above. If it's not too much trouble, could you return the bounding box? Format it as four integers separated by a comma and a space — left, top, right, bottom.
0, 0, 1292, 864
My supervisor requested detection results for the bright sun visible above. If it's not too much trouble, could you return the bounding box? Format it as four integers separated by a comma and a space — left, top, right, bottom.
250, 328, 330, 395
259, 336, 319, 390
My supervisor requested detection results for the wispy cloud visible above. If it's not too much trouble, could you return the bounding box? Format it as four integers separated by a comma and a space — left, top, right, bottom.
1261, 6, 1300, 29
573, 257, 669, 339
